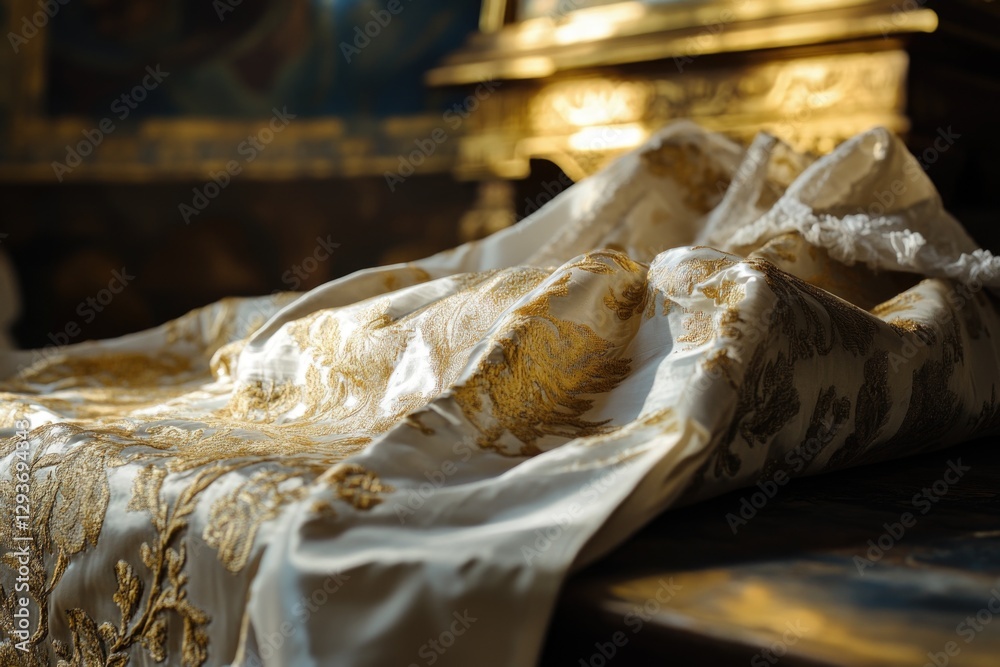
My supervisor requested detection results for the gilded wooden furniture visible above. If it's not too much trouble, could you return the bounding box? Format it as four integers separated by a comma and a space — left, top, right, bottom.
428, 0, 999, 239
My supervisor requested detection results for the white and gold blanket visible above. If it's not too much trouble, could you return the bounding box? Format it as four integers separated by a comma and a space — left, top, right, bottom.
2, 122, 1000, 666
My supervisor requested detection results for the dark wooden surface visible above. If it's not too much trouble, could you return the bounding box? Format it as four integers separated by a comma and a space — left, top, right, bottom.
542, 439, 1000, 666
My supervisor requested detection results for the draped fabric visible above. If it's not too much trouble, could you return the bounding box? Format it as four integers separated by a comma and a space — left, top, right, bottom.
2, 122, 1000, 667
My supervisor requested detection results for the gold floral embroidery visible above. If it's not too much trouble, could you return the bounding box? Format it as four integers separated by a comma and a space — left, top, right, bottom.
562, 251, 654, 322
887, 317, 939, 347
604, 282, 651, 321
747, 257, 878, 359
224, 380, 302, 422
878, 322, 964, 458
828, 351, 892, 469
640, 140, 730, 213
9, 353, 195, 390
269, 268, 552, 435
381, 265, 432, 293
453, 272, 632, 456
0, 413, 392, 664
657, 257, 738, 302
414, 269, 552, 400
702, 349, 739, 388
758, 385, 851, 481
675, 281, 748, 349
677, 311, 715, 347
872, 292, 924, 318
701, 279, 746, 311
566, 250, 645, 276
52, 545, 209, 667
321, 463, 393, 510
202, 467, 305, 573
715, 346, 800, 477
162, 295, 297, 352
283, 299, 405, 431
1, 424, 137, 665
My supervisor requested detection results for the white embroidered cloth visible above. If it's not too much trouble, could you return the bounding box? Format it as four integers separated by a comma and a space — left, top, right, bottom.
2, 122, 999, 666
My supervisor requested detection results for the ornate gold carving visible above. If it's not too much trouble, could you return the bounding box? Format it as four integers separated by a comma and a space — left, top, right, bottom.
434, 25, 912, 182
529, 79, 653, 134
430, 1, 936, 85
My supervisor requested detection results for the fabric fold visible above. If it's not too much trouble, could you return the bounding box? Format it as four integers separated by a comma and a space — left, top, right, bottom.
2, 122, 999, 667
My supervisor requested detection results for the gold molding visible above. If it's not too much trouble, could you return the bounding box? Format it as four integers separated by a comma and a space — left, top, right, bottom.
0, 115, 458, 182
427, 0, 936, 86
446, 49, 911, 181
0, 0, 459, 182
479, 0, 510, 33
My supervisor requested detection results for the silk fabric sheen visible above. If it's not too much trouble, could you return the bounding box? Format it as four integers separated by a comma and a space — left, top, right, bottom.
3, 122, 1000, 666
